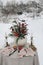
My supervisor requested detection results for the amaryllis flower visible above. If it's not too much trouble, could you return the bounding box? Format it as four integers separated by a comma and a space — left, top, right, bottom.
13, 32, 19, 37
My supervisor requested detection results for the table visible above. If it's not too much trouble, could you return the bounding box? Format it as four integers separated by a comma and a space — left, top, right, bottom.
0, 50, 39, 65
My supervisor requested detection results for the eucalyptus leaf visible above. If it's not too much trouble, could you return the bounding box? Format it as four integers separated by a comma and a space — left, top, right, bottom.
22, 20, 25, 22
9, 34, 14, 36
13, 21, 17, 24
14, 25, 18, 27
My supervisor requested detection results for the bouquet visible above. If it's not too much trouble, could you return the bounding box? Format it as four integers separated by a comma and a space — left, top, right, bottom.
9, 21, 28, 43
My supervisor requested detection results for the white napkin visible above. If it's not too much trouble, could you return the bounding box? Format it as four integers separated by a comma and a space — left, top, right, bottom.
18, 48, 35, 58
0, 46, 14, 56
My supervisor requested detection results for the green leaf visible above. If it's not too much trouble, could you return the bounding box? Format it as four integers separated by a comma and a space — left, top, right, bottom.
22, 20, 25, 22
13, 21, 17, 24
13, 25, 18, 27
9, 34, 14, 36
16, 37, 20, 43
15, 28, 18, 32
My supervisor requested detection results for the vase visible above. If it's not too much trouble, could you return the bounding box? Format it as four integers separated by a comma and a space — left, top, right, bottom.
14, 36, 27, 52
18, 38, 27, 46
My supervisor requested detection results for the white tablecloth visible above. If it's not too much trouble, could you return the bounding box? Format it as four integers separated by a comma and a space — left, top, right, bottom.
0, 51, 39, 65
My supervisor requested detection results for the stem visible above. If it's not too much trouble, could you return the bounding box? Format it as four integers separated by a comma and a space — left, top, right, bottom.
16, 38, 20, 52
16, 42, 20, 52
